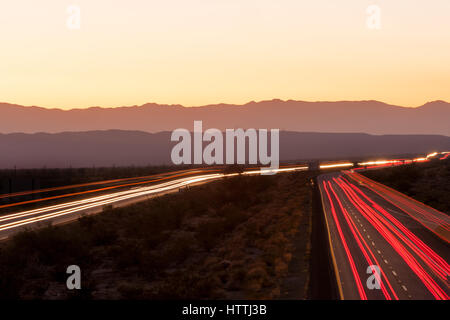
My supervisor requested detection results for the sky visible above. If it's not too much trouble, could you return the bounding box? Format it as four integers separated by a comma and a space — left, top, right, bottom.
0, 0, 449, 109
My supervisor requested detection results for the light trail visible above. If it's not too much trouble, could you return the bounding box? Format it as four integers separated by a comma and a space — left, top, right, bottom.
334, 177, 448, 299
0, 166, 308, 234
0, 169, 221, 210
358, 160, 402, 166
243, 166, 308, 175
0, 167, 215, 200
0, 173, 224, 232
322, 180, 367, 299
0, 175, 219, 224
327, 180, 398, 300
1, 149, 446, 211
319, 151, 450, 299
339, 177, 450, 282
320, 163, 354, 169
347, 172, 450, 241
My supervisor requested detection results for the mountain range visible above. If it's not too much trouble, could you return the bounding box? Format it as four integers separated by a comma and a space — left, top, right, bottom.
1, 100, 449, 136
0, 130, 448, 169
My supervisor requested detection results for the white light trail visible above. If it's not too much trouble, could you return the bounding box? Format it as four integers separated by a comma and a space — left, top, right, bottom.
0, 166, 309, 232
320, 163, 354, 169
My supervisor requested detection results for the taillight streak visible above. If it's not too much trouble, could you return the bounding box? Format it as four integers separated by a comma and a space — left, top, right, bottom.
328, 180, 398, 300
322, 181, 367, 300
336, 178, 448, 300
342, 177, 450, 281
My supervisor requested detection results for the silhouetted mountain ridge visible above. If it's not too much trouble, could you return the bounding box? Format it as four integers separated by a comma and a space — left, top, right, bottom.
0, 100, 449, 135
0, 130, 449, 169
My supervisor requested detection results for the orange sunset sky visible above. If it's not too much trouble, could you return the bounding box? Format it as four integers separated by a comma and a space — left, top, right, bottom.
1, 0, 449, 109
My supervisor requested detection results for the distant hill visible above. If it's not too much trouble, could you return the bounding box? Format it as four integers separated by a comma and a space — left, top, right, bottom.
0, 100, 449, 136
0, 130, 449, 169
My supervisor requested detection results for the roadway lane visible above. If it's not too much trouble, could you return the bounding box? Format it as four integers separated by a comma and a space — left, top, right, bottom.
0, 167, 223, 211
319, 172, 449, 300
0, 173, 225, 240
0, 166, 308, 240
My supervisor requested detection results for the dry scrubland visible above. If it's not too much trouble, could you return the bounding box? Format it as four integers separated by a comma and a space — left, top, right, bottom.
0, 172, 312, 299
362, 159, 450, 214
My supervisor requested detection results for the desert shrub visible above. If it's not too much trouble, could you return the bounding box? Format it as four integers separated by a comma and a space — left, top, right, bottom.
153, 272, 218, 299
115, 239, 144, 269
118, 282, 144, 299
196, 220, 225, 251
0, 268, 22, 299
0, 171, 312, 299
245, 265, 269, 291
163, 234, 195, 265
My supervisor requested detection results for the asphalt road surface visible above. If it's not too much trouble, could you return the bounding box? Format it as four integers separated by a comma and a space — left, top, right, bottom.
319, 171, 449, 300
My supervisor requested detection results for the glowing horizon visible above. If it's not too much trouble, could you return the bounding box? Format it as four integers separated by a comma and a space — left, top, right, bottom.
1, 0, 450, 109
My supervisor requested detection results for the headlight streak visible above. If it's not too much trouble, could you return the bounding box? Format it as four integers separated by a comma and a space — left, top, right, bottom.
0, 174, 224, 232
0, 167, 210, 200
358, 160, 402, 166
0, 174, 220, 223
320, 163, 354, 169
2, 149, 447, 211
0, 169, 221, 210
0, 166, 308, 233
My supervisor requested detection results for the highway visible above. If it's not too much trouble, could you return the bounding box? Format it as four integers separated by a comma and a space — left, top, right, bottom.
0, 167, 222, 211
1, 151, 449, 299
0, 166, 308, 240
319, 171, 450, 300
